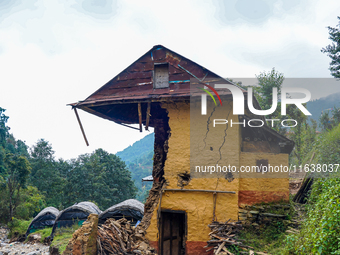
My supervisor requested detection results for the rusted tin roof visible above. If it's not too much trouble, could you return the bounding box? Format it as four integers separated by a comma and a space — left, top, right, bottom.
69, 44, 294, 154
70, 45, 240, 109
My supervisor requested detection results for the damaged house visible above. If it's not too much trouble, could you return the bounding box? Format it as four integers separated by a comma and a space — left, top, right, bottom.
70, 45, 294, 255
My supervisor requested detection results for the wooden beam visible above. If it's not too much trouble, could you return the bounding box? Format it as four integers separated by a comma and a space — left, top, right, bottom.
73, 108, 89, 146
145, 102, 151, 131
138, 103, 142, 132
163, 189, 235, 194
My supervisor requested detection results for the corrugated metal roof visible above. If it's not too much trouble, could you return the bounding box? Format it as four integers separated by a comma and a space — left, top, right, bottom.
142, 175, 153, 182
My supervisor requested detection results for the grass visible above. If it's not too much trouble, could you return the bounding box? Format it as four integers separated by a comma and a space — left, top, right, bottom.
50, 223, 81, 253
226, 201, 297, 255
7, 218, 32, 239
27, 227, 52, 243
235, 222, 287, 254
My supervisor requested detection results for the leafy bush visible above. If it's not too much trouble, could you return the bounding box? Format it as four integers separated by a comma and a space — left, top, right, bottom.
0, 186, 45, 223
7, 218, 31, 239
51, 223, 81, 253
285, 178, 340, 254
284, 125, 340, 254
15, 186, 46, 220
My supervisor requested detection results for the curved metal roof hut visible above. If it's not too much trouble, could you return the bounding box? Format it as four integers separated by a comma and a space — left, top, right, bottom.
51, 201, 102, 237
25, 207, 60, 236
99, 199, 144, 224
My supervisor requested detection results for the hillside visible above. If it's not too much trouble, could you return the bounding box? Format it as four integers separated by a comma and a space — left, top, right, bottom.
116, 133, 154, 165
307, 91, 340, 123
116, 133, 154, 202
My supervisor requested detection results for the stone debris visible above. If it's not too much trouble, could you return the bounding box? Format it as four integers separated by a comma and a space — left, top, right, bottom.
27, 234, 42, 244
0, 227, 9, 242
63, 214, 98, 255
238, 204, 291, 225
0, 240, 50, 255
0, 226, 49, 255
97, 218, 156, 255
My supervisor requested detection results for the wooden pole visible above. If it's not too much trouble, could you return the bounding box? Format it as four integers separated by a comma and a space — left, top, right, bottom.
163, 189, 235, 194
145, 102, 151, 131
138, 103, 142, 132
74, 108, 89, 146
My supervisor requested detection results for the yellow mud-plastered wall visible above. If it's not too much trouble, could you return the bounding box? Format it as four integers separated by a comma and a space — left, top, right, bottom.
145, 101, 240, 248
238, 152, 289, 205
145, 101, 289, 253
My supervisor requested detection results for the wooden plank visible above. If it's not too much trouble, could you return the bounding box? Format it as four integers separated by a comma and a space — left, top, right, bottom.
215, 241, 226, 254
164, 189, 235, 194
74, 108, 89, 146
138, 103, 142, 132
145, 102, 151, 131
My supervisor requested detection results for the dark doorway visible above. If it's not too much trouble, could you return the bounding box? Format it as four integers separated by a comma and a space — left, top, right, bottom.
160, 211, 186, 255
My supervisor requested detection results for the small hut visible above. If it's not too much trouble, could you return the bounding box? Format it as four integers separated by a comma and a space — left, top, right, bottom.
51, 201, 102, 237
99, 199, 144, 224
26, 207, 60, 236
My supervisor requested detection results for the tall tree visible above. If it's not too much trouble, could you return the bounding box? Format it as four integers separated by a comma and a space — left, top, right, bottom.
0, 107, 9, 147
66, 149, 137, 209
0, 107, 45, 222
254, 69, 310, 164
319, 106, 340, 131
29, 139, 65, 208
3, 153, 31, 221
254, 68, 285, 134
0, 107, 9, 174
321, 16, 340, 78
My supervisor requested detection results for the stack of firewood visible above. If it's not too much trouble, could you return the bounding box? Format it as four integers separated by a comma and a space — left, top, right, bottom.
205, 220, 253, 255
97, 218, 156, 255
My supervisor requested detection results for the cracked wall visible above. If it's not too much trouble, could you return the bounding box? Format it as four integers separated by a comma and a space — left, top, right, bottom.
146, 101, 239, 255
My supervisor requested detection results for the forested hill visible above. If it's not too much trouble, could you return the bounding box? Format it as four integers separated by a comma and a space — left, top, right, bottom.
116, 133, 154, 202
116, 133, 154, 165
307, 91, 340, 121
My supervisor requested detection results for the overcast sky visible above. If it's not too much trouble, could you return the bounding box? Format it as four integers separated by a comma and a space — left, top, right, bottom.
0, 0, 340, 160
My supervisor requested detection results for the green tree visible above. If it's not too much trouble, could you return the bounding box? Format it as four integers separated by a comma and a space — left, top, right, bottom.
255, 68, 284, 113
0, 107, 9, 147
3, 153, 31, 221
321, 16, 340, 78
319, 110, 332, 131
29, 139, 65, 208
254, 69, 312, 164
66, 149, 137, 209
285, 103, 308, 165
0, 107, 45, 223
0, 107, 10, 174
319, 106, 340, 131
14, 186, 45, 220
254, 68, 286, 134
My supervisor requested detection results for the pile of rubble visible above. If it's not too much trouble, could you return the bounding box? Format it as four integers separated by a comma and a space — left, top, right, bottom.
238, 203, 302, 233
97, 218, 156, 255
0, 226, 9, 243
238, 204, 291, 225
0, 242, 50, 255
0, 226, 49, 255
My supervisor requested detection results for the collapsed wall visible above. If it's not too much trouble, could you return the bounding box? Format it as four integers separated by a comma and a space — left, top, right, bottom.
138, 106, 170, 232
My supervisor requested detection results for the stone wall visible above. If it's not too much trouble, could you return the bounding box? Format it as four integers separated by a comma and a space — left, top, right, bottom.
238, 204, 292, 226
